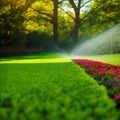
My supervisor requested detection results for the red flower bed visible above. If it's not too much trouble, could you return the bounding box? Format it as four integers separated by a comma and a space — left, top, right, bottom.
72, 59, 120, 107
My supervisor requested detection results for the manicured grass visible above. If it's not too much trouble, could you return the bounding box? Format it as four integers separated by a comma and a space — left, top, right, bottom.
76, 54, 120, 65
0, 52, 70, 63
0, 52, 66, 61
0, 62, 119, 120
0, 52, 120, 119
1, 52, 120, 65
0, 58, 71, 64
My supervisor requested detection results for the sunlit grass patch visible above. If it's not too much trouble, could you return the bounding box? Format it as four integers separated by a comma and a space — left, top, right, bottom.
1, 52, 120, 65
0, 58, 71, 64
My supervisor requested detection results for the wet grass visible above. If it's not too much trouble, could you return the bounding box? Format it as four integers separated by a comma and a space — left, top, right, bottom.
77, 54, 120, 65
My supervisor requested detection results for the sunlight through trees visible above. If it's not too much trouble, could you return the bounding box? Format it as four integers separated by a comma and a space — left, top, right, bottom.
0, 0, 120, 52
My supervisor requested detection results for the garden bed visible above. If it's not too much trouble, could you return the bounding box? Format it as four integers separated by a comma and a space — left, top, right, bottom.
72, 59, 120, 108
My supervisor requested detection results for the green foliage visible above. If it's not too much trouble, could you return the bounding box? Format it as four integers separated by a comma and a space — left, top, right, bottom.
26, 31, 53, 50
81, 0, 120, 39
96, 39, 120, 54
0, 0, 120, 51
0, 0, 24, 47
0, 61, 119, 120
92, 29, 120, 55
0, 0, 38, 48
58, 14, 74, 48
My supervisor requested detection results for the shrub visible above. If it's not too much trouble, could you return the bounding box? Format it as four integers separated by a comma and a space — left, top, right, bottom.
26, 31, 53, 50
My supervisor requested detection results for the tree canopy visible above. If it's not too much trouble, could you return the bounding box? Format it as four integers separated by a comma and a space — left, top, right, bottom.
0, 0, 120, 53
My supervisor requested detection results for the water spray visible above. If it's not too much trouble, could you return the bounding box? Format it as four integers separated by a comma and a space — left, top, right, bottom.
71, 24, 120, 57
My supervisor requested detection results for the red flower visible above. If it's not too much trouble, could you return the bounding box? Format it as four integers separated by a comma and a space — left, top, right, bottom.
114, 68, 120, 82
114, 94, 120, 101
72, 58, 120, 106
109, 68, 116, 75
97, 68, 107, 75
116, 68, 120, 74
115, 74, 120, 82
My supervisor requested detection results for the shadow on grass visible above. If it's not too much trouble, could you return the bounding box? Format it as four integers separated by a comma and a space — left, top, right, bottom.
0, 52, 63, 62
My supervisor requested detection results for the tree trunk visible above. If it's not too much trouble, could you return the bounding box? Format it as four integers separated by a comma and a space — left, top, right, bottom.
69, 0, 81, 44
53, 0, 58, 43
73, 11, 80, 44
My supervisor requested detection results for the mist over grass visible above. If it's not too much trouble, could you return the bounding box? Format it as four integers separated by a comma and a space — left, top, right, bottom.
0, 51, 120, 65
71, 24, 120, 56
72, 54, 120, 65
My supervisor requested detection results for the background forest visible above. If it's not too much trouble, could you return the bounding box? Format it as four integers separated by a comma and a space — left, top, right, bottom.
0, 0, 120, 55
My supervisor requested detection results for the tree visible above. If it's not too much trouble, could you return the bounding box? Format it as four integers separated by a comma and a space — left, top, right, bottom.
0, 0, 36, 47
68, 0, 92, 44
78, 0, 120, 54
30, 0, 64, 44
83, 0, 120, 37
68, 0, 81, 44
53, 0, 59, 43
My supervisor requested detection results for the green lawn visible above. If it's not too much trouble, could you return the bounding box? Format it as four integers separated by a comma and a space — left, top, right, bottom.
0, 52, 120, 120
0, 52, 66, 61
1, 52, 120, 65
0, 58, 71, 64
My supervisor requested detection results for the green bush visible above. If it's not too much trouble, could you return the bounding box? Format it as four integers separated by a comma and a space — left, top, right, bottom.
26, 31, 53, 50
0, 62, 119, 120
